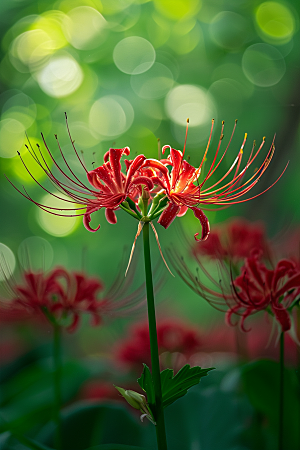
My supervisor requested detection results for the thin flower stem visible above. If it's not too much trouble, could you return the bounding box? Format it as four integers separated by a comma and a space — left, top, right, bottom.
53, 324, 62, 450
279, 331, 284, 450
142, 222, 168, 450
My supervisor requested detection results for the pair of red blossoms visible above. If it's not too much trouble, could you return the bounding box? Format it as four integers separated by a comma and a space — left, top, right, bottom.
15, 119, 281, 242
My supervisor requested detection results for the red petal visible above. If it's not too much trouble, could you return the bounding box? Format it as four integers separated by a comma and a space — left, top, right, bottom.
105, 208, 117, 224
177, 205, 188, 217
191, 208, 210, 241
271, 304, 291, 332
83, 212, 100, 232
157, 203, 180, 229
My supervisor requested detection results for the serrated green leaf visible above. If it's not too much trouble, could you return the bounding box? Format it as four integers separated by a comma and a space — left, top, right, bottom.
137, 364, 155, 406
161, 365, 214, 408
85, 445, 145, 450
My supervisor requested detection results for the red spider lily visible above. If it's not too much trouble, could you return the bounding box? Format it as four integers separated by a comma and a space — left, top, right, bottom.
169, 247, 300, 335
3, 264, 145, 332
227, 251, 300, 332
7, 114, 153, 233
193, 218, 270, 260
10, 269, 103, 332
143, 120, 287, 241
116, 319, 202, 371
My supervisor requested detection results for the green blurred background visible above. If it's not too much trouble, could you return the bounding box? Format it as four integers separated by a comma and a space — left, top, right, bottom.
0, 0, 300, 329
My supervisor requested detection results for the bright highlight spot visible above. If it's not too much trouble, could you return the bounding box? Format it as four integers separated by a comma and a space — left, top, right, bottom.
18, 236, 53, 271
36, 193, 81, 237
165, 84, 215, 127
256, 2, 295, 43
0, 243, 16, 281
0, 119, 25, 158
210, 11, 249, 50
10, 29, 57, 70
36, 54, 83, 97
89, 95, 134, 137
63, 7, 107, 50
113, 36, 155, 74
2, 92, 36, 129
242, 43, 286, 87
130, 63, 174, 99
154, 0, 200, 20
11, 136, 51, 183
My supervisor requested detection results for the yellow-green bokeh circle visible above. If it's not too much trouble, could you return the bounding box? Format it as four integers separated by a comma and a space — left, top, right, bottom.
256, 2, 295, 43
36, 193, 81, 237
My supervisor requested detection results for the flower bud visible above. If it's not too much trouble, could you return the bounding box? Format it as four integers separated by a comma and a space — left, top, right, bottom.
114, 386, 147, 410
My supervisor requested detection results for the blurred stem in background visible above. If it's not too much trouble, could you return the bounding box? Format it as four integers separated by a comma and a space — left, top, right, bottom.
279, 331, 284, 450
142, 222, 168, 450
53, 324, 62, 450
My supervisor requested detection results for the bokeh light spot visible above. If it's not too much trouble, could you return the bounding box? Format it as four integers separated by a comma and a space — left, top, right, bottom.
210, 11, 250, 50
256, 2, 295, 43
36, 54, 83, 97
89, 95, 134, 137
18, 236, 53, 271
130, 63, 174, 99
2, 92, 37, 129
154, 0, 200, 20
165, 85, 215, 127
11, 136, 51, 183
0, 243, 16, 281
113, 36, 155, 74
0, 119, 25, 158
242, 43, 286, 87
63, 7, 107, 50
36, 193, 80, 237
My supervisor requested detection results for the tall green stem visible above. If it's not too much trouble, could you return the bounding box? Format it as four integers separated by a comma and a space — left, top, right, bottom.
142, 222, 168, 450
53, 324, 62, 450
279, 331, 284, 450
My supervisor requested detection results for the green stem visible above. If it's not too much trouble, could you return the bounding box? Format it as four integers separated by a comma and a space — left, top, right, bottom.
142, 222, 168, 450
279, 331, 284, 450
53, 324, 62, 450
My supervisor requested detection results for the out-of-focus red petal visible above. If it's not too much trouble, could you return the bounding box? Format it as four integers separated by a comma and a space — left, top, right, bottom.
271, 304, 291, 332
67, 313, 80, 333
177, 205, 188, 217
191, 208, 210, 241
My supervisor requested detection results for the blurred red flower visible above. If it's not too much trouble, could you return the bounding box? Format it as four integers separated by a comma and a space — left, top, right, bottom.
193, 218, 270, 260
116, 319, 202, 371
2, 265, 145, 333
228, 251, 300, 332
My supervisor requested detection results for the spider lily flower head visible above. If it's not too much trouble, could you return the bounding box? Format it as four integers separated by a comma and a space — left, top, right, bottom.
193, 218, 270, 261
228, 250, 300, 332
7, 114, 153, 233
142, 119, 287, 241
169, 247, 300, 336
7, 268, 103, 332
2, 263, 145, 332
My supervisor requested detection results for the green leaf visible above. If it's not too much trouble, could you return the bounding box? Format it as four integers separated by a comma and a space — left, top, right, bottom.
137, 364, 155, 406
160, 364, 214, 408
85, 445, 145, 450
241, 359, 300, 450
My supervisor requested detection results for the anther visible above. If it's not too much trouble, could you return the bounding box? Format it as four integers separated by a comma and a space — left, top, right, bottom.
222, 120, 225, 125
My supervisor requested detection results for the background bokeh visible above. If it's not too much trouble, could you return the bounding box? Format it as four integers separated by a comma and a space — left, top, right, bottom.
0, 0, 300, 342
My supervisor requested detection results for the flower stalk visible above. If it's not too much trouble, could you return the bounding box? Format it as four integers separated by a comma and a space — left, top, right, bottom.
142, 222, 168, 450
279, 331, 284, 450
53, 323, 62, 450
